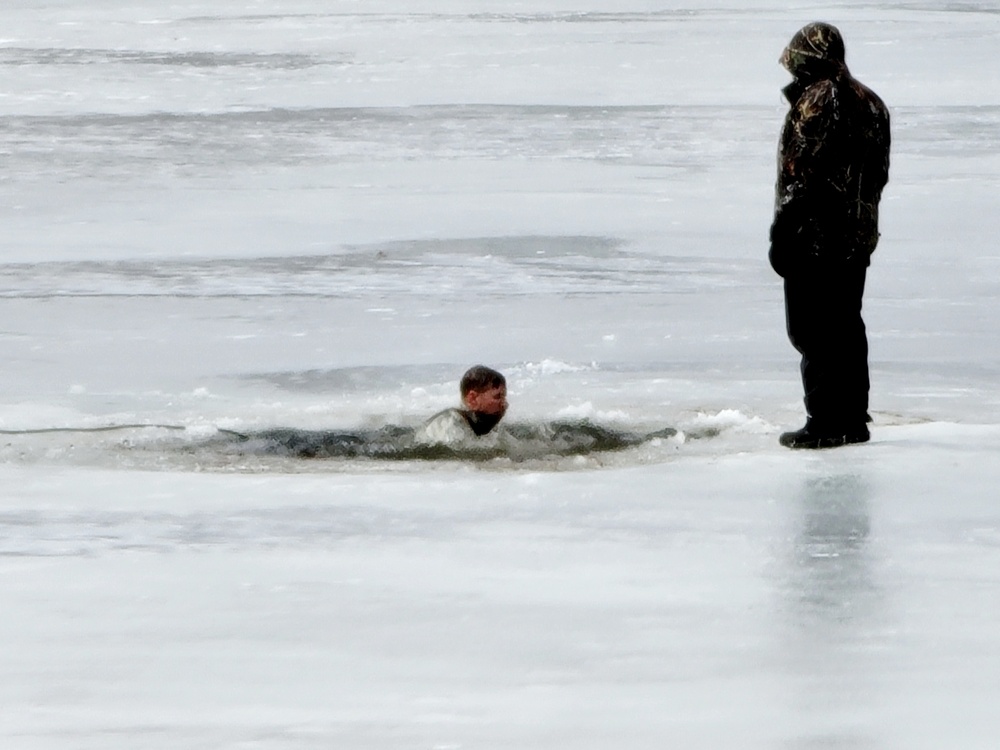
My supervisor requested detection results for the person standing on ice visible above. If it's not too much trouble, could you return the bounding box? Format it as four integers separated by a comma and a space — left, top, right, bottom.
769, 22, 890, 449
416, 365, 508, 445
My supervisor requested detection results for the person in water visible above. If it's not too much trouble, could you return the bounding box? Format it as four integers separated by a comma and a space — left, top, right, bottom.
417, 365, 508, 445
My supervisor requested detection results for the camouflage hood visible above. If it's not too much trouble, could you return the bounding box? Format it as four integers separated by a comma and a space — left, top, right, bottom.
780, 22, 847, 84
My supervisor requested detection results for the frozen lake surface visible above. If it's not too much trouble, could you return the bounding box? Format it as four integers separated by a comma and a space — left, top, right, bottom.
2, 2, 1000, 747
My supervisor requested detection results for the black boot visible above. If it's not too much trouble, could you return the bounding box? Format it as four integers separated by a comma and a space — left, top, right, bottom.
779, 422, 870, 449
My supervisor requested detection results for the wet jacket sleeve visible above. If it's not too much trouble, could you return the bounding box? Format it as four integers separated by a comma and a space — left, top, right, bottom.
415, 408, 476, 445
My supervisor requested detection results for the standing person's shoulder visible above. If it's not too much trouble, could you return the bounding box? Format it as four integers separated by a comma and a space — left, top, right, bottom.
415, 408, 476, 445
852, 77, 890, 122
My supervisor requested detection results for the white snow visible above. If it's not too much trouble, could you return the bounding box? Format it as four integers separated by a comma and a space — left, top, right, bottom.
2, 1, 1000, 748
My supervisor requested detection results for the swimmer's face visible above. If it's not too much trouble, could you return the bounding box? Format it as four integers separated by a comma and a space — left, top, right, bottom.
464, 385, 508, 417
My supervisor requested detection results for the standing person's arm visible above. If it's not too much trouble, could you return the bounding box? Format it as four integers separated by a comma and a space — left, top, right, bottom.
769, 81, 840, 276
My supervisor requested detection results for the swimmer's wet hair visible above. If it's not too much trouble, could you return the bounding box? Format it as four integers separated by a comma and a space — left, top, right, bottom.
460, 365, 506, 396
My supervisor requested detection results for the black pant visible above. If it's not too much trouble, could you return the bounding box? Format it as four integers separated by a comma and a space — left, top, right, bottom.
783, 266, 870, 431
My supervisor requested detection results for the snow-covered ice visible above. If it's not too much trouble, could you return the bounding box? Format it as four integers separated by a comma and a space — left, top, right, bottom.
2, 1, 1000, 747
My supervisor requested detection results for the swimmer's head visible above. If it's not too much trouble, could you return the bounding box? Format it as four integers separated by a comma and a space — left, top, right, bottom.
460, 365, 508, 418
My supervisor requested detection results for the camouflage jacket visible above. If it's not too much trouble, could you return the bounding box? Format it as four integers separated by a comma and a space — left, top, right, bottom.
769, 23, 891, 277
